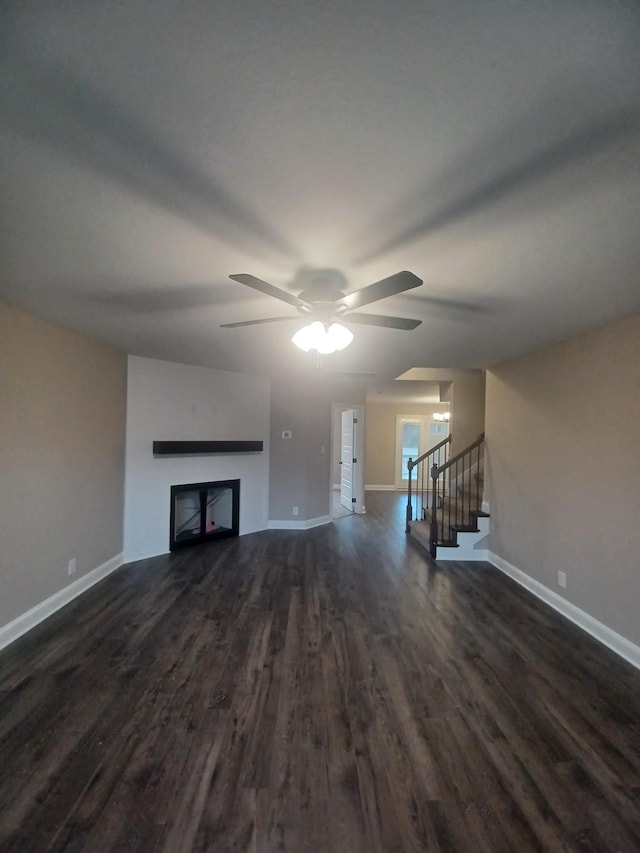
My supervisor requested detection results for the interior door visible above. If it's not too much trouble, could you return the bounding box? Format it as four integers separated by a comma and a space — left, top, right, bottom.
340, 408, 355, 511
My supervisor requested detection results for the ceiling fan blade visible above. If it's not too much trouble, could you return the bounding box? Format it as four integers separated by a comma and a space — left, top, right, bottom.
221, 315, 298, 328
229, 273, 311, 309
339, 270, 422, 310
345, 312, 422, 330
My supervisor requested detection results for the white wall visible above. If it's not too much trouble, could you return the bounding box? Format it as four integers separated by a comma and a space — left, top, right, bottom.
124, 356, 270, 562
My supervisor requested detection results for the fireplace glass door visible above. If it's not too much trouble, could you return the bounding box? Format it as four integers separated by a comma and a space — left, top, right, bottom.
170, 480, 240, 550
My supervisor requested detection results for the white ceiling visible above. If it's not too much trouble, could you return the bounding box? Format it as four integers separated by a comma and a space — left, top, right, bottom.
1, 1, 639, 391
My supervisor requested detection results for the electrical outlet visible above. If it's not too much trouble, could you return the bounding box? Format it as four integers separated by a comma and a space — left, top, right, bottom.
292, 506, 299, 516
558, 570, 567, 589
68, 558, 76, 576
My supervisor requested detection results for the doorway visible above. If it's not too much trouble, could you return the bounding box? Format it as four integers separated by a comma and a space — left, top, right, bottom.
395, 415, 449, 490
331, 402, 366, 517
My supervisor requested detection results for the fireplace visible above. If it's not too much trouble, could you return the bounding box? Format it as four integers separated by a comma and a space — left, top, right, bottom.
169, 479, 240, 551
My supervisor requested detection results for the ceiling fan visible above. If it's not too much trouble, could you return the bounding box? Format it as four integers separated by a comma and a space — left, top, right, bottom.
221, 270, 423, 353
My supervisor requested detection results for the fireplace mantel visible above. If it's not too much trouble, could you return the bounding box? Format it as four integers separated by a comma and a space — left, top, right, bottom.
153, 440, 263, 456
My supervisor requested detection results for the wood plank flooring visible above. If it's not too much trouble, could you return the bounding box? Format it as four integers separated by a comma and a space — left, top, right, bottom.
1, 491, 639, 852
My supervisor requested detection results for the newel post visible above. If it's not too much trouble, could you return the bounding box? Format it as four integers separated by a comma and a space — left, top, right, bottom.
430, 463, 439, 558
405, 458, 414, 533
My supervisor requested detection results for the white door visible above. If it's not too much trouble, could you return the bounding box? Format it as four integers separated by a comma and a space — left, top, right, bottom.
340, 408, 355, 511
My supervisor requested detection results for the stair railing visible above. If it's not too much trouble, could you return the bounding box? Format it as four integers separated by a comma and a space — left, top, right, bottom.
405, 434, 452, 533
429, 432, 485, 557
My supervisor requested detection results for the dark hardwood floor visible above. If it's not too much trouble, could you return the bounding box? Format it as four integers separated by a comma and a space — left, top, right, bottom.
1, 492, 639, 852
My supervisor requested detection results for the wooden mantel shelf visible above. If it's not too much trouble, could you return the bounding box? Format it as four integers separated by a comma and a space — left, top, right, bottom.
153, 440, 263, 455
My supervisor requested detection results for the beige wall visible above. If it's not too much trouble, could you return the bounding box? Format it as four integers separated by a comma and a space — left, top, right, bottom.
0, 302, 127, 629
269, 378, 365, 521
365, 402, 449, 487
485, 314, 640, 646
269, 379, 332, 521
443, 372, 486, 457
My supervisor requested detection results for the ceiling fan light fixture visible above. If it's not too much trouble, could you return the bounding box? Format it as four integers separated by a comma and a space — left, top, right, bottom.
292, 321, 353, 354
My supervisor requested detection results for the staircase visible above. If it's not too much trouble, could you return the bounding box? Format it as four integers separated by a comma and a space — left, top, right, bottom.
406, 433, 490, 561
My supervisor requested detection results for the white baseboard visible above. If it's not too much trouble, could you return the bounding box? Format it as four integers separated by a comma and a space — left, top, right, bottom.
0, 552, 124, 653
365, 485, 398, 491
268, 515, 332, 531
437, 547, 490, 563
487, 551, 640, 671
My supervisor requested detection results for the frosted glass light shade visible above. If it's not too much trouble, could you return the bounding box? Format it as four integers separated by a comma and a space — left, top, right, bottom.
292, 321, 353, 354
